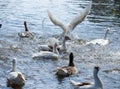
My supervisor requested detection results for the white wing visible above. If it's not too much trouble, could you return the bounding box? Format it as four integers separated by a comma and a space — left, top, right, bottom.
68, 1, 92, 31
70, 79, 82, 86
47, 10, 66, 32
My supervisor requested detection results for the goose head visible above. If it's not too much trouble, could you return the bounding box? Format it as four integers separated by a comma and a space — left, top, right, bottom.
94, 66, 103, 88
94, 66, 100, 75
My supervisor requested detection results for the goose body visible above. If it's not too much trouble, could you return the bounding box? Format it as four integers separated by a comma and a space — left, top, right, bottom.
45, 37, 60, 46
56, 52, 77, 76
71, 66, 103, 89
7, 58, 25, 89
33, 43, 59, 60
86, 39, 109, 46
38, 44, 53, 51
18, 21, 33, 38
32, 51, 58, 60
47, 1, 92, 39
86, 28, 110, 46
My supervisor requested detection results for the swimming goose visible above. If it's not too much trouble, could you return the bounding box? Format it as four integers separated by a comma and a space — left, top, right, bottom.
33, 43, 59, 60
86, 28, 110, 46
7, 58, 25, 89
47, 1, 92, 39
39, 35, 70, 52
18, 21, 34, 38
70, 66, 103, 89
56, 52, 77, 77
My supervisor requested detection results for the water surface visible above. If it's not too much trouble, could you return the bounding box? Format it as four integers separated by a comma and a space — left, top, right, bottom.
0, 0, 120, 89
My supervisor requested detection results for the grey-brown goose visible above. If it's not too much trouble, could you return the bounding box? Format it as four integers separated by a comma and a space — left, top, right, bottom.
7, 58, 25, 89
18, 21, 33, 38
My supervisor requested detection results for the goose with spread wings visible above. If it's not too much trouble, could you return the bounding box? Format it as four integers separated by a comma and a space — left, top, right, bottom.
47, 1, 92, 39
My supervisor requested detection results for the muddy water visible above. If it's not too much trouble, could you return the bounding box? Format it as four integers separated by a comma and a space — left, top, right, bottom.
0, 0, 120, 89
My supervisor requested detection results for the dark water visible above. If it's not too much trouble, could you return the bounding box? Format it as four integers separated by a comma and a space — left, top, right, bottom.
0, 0, 120, 89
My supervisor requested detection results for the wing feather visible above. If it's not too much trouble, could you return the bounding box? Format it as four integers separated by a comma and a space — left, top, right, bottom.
69, 1, 92, 31
47, 10, 66, 32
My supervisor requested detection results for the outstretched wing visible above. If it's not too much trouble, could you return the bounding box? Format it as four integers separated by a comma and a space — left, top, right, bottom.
47, 10, 66, 32
69, 1, 92, 31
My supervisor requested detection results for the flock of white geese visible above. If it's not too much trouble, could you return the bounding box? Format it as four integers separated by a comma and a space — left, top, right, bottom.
3, 1, 112, 89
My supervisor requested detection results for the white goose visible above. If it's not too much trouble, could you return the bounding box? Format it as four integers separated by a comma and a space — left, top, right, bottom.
38, 36, 70, 53
18, 21, 34, 38
70, 66, 103, 89
7, 58, 25, 89
47, 1, 92, 40
32, 43, 59, 60
86, 28, 110, 46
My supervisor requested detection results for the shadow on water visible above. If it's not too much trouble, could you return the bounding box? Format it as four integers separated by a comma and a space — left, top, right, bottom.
0, 0, 120, 89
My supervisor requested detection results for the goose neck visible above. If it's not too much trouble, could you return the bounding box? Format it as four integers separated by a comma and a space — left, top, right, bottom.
68, 53, 74, 66
104, 30, 109, 39
94, 69, 102, 88
12, 60, 16, 72
61, 38, 66, 50
24, 23, 28, 31
53, 43, 59, 54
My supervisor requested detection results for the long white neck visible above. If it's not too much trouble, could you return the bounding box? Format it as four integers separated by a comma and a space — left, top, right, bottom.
12, 59, 16, 72
93, 69, 102, 88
